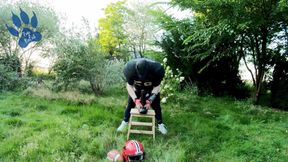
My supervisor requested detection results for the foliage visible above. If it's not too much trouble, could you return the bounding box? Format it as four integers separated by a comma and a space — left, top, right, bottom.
0, 64, 20, 91
0, 54, 31, 91
144, 50, 165, 63
157, 13, 248, 98
53, 37, 106, 95
270, 57, 288, 110
170, 0, 288, 104
0, 90, 287, 161
124, 0, 161, 57
97, 1, 128, 58
160, 58, 184, 103
53, 35, 125, 95
97, 0, 163, 59
101, 59, 126, 90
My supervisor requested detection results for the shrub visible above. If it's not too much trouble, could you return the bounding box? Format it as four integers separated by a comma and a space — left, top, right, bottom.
0, 64, 22, 91
52, 36, 125, 96
102, 59, 125, 90
271, 59, 288, 110
160, 58, 184, 103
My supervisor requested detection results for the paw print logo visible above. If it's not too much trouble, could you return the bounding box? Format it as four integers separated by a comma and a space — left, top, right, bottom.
6, 8, 42, 48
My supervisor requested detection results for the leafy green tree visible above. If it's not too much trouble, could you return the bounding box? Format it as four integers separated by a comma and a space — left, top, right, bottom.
171, 0, 288, 103
52, 28, 125, 96
156, 6, 247, 97
124, 0, 160, 57
271, 56, 288, 110
270, 0, 288, 109
0, 60, 21, 91
53, 36, 106, 95
97, 1, 128, 58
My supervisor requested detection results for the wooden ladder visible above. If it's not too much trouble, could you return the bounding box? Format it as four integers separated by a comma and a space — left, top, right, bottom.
127, 108, 155, 140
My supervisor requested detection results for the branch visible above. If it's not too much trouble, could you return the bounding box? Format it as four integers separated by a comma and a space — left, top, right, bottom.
243, 52, 256, 86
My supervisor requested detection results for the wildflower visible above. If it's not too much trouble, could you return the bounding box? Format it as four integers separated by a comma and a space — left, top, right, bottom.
163, 58, 167, 63
180, 77, 185, 82
164, 84, 169, 89
161, 97, 167, 103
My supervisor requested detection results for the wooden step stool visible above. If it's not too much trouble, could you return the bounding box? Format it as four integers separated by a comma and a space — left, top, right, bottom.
127, 108, 156, 140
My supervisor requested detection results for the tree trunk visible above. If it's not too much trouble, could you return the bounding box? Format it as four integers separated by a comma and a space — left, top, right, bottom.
254, 27, 268, 104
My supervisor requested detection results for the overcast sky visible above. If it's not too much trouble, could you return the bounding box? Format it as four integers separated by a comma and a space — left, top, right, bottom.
3, 0, 122, 31
49, 0, 119, 29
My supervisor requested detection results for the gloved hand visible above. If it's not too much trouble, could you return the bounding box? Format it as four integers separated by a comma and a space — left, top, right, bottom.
144, 100, 151, 110
135, 99, 142, 109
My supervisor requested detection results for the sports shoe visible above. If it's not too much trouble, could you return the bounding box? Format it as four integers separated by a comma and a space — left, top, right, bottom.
117, 121, 128, 132
158, 123, 167, 134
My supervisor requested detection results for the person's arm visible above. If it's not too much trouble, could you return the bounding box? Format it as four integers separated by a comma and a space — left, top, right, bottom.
151, 85, 160, 95
126, 83, 137, 101
147, 85, 161, 105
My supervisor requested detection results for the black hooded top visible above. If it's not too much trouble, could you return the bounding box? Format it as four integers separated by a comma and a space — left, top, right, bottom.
123, 58, 165, 91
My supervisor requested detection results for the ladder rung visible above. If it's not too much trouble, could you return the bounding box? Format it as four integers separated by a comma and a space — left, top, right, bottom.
130, 109, 155, 116
131, 114, 154, 118
129, 130, 154, 135
131, 121, 153, 126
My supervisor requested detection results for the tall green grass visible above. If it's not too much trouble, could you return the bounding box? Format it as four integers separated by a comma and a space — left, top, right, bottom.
0, 89, 287, 161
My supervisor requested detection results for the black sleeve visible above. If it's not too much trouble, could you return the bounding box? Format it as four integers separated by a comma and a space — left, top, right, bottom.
123, 61, 135, 85
153, 63, 165, 86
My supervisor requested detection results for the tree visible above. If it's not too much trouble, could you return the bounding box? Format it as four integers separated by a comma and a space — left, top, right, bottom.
123, 0, 161, 58
157, 13, 247, 97
97, 1, 128, 58
0, 1, 59, 75
270, 56, 288, 110
52, 35, 104, 95
270, 0, 288, 109
171, 0, 288, 103
53, 33, 125, 96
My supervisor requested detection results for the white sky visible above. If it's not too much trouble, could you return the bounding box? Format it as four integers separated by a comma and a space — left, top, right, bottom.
49, 0, 119, 30
4, 0, 119, 68
5, 0, 189, 30
6, 0, 119, 30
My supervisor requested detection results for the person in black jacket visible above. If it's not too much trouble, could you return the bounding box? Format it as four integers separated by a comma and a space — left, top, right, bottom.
117, 58, 167, 134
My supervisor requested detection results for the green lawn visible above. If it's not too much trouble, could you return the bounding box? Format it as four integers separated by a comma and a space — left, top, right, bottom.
0, 89, 287, 162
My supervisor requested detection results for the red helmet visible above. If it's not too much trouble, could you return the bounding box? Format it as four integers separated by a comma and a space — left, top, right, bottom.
122, 140, 145, 162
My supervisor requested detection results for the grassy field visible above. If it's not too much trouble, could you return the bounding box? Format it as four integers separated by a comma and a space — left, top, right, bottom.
0, 88, 287, 162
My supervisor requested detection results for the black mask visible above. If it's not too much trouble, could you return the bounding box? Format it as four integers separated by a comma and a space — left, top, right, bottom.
136, 59, 148, 80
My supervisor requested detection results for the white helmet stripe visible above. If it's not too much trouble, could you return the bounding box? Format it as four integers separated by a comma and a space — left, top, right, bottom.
132, 140, 141, 154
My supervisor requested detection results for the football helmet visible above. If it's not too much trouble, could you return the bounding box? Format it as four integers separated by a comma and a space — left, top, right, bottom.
122, 140, 145, 162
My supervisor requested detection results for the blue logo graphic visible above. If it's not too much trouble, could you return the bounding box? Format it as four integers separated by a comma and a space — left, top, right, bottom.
6, 8, 42, 48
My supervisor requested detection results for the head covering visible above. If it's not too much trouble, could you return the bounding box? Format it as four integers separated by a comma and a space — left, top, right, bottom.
135, 59, 148, 80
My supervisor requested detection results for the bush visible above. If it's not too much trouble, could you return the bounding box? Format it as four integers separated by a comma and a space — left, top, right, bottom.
0, 64, 22, 91
102, 59, 125, 90
52, 36, 125, 96
161, 58, 184, 103
271, 59, 288, 110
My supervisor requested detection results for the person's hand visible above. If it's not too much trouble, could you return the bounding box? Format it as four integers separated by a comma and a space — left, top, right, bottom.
145, 100, 151, 110
135, 99, 142, 109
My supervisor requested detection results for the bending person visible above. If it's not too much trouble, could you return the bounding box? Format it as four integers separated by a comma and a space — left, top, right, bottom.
117, 58, 167, 134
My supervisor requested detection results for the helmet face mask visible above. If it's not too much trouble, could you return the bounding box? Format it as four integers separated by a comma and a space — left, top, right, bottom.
128, 153, 145, 161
